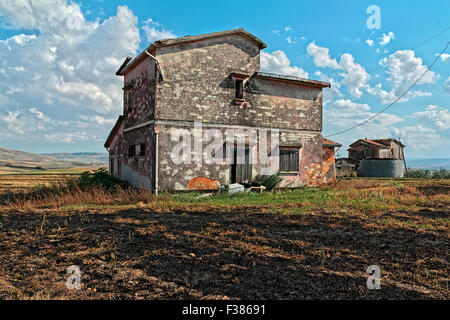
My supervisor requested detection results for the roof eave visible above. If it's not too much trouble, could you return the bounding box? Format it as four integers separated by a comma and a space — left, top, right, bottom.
255, 72, 331, 88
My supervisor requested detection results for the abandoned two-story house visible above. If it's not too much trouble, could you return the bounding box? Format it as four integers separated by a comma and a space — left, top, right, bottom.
348, 138, 405, 161
105, 28, 337, 192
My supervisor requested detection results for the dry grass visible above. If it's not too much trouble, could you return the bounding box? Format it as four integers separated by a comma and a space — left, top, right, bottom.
0, 177, 448, 299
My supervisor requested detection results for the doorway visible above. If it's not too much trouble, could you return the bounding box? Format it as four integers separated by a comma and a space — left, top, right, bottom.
231, 147, 252, 184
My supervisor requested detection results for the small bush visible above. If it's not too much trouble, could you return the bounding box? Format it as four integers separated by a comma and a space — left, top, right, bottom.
406, 168, 450, 179
77, 168, 129, 191
255, 171, 283, 191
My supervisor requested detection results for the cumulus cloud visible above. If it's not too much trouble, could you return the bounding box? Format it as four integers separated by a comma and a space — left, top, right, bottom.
368, 50, 438, 103
366, 39, 374, 47
142, 18, 176, 43
314, 71, 343, 105
413, 105, 450, 130
323, 99, 403, 149
325, 99, 402, 127
439, 53, 450, 63
445, 77, 450, 93
307, 42, 370, 98
306, 42, 340, 69
0, 1, 141, 147
260, 50, 309, 78
379, 32, 395, 46
391, 125, 441, 151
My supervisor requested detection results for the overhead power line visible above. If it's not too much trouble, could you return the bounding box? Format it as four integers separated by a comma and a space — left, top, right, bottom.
325, 41, 450, 138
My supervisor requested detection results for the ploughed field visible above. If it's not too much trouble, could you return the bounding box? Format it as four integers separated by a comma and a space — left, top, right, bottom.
0, 176, 448, 299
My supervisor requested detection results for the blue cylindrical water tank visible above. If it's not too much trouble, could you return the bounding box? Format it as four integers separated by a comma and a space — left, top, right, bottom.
359, 159, 404, 178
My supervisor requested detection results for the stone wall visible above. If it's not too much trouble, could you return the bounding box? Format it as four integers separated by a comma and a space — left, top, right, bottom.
120, 125, 155, 189
123, 58, 156, 129
154, 35, 322, 132
156, 122, 322, 191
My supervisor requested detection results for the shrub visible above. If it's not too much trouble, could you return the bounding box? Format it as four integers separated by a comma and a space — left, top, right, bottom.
77, 168, 130, 191
406, 168, 450, 179
255, 171, 283, 191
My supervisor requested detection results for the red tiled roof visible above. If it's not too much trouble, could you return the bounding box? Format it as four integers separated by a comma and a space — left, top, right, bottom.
322, 137, 342, 147
349, 139, 390, 148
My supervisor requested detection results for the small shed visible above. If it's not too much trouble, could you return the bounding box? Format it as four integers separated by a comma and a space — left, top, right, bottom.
335, 158, 359, 177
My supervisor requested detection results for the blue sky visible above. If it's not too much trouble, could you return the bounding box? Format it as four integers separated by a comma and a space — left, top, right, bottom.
0, 0, 449, 158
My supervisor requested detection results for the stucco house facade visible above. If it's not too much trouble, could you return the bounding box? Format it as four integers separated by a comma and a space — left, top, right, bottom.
105, 28, 335, 192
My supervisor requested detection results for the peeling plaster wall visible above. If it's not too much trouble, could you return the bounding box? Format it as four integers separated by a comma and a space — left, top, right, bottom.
156, 123, 322, 191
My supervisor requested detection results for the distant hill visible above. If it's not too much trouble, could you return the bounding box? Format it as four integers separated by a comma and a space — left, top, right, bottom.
0, 147, 105, 173
406, 158, 450, 170
41, 152, 108, 166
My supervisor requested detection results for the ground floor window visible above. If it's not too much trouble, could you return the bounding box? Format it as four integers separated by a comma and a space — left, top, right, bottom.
279, 148, 299, 172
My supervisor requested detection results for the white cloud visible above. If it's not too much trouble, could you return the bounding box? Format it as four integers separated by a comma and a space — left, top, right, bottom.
284, 26, 292, 32
260, 50, 309, 78
142, 18, 176, 43
325, 99, 401, 127
441, 53, 450, 63
379, 32, 395, 46
413, 105, 450, 130
391, 125, 441, 151
366, 39, 374, 47
44, 131, 91, 143
306, 42, 340, 69
0, 1, 141, 146
368, 50, 438, 103
314, 71, 343, 105
286, 36, 293, 44
306, 42, 370, 98
445, 77, 450, 94
323, 99, 403, 148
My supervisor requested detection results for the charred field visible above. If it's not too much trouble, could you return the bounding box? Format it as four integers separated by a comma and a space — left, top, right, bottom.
0, 176, 448, 300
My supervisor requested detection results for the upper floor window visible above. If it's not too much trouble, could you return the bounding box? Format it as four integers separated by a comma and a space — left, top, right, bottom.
230, 73, 249, 103
139, 143, 146, 156
126, 90, 132, 111
123, 83, 133, 113
235, 79, 244, 100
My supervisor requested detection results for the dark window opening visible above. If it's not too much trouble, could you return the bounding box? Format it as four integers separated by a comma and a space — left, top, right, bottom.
279, 148, 299, 172
128, 145, 135, 157
235, 79, 244, 99
139, 143, 145, 156
126, 90, 132, 111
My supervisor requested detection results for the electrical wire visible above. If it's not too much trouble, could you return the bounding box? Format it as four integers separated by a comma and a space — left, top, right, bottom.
325, 41, 450, 138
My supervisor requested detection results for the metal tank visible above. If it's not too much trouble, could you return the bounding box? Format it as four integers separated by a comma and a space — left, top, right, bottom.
358, 159, 404, 178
